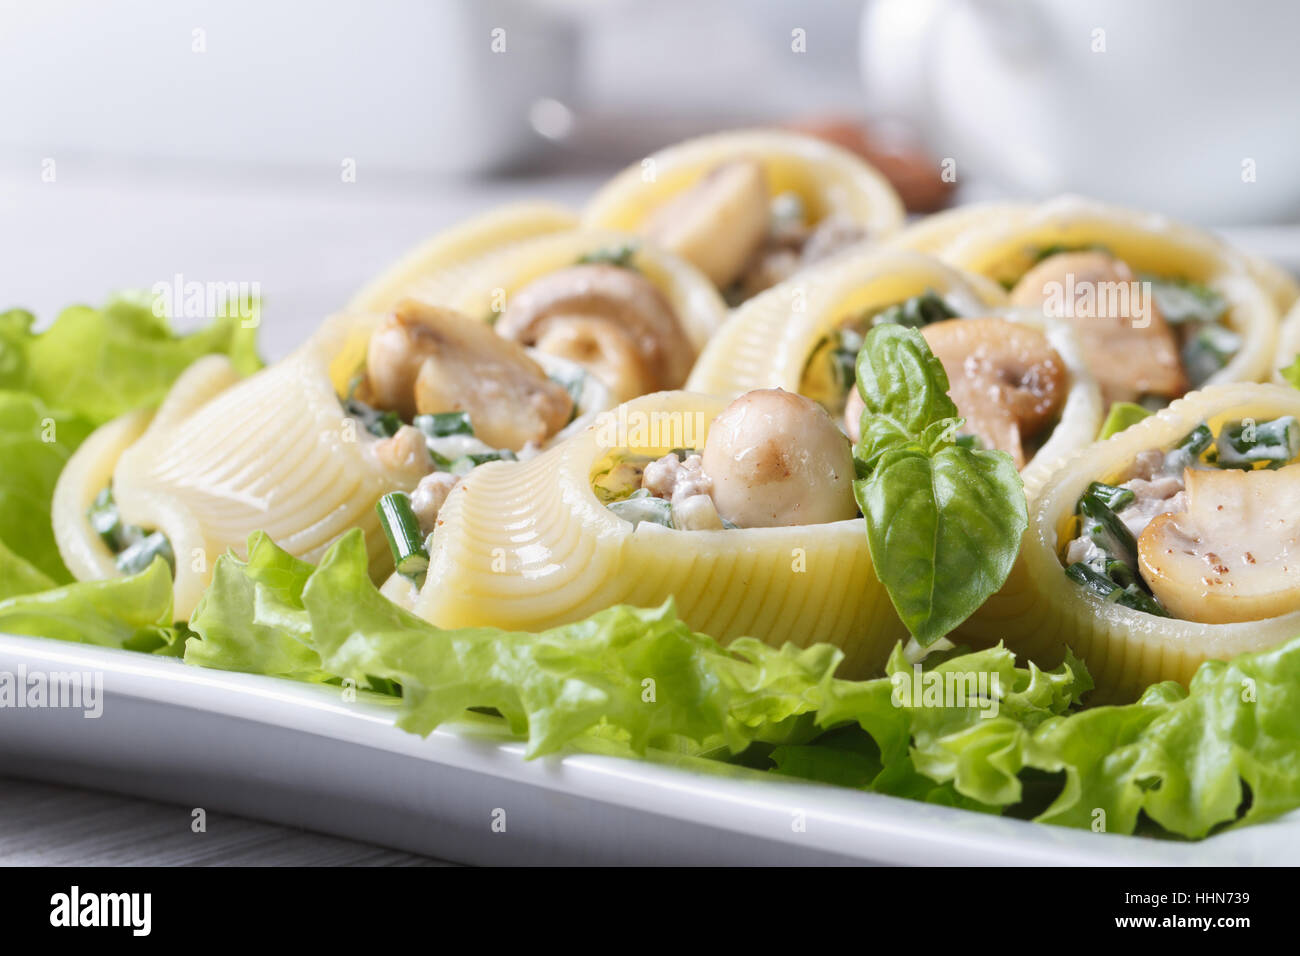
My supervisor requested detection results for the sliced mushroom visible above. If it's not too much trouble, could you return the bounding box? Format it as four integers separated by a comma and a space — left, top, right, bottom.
843, 383, 866, 445
1010, 251, 1188, 405
643, 158, 770, 289
920, 318, 1068, 468
1137, 463, 1300, 624
531, 316, 655, 403
365, 300, 574, 451
701, 388, 858, 528
496, 263, 693, 402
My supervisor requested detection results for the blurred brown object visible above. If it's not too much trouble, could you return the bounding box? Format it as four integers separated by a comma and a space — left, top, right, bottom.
787, 117, 954, 213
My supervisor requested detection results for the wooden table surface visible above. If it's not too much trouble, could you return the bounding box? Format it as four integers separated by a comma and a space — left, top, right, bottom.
0, 776, 449, 866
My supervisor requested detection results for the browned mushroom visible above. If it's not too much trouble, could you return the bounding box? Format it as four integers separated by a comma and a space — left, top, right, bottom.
495, 264, 693, 402
363, 299, 573, 451
1010, 251, 1188, 405
920, 318, 1068, 468
643, 158, 770, 289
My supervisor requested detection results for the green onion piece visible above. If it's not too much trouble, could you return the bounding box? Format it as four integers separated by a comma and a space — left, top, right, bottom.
344, 398, 403, 438
606, 490, 674, 529
1098, 402, 1152, 440
577, 243, 638, 269
449, 450, 517, 476
1145, 276, 1227, 325
88, 487, 123, 549
1084, 481, 1135, 512
1175, 424, 1214, 457
1077, 492, 1139, 574
1031, 242, 1110, 264
1065, 562, 1118, 598
413, 411, 474, 439
115, 531, 175, 576
1065, 563, 1167, 616
376, 492, 429, 579
1215, 416, 1300, 469
871, 290, 959, 329
1183, 324, 1242, 387
1112, 584, 1170, 617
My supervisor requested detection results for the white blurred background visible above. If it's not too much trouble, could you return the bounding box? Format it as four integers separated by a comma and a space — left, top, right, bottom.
3, 0, 1298, 358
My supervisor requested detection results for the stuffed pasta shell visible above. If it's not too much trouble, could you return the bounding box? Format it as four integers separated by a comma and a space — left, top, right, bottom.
349, 201, 578, 314
412, 388, 908, 677
393, 228, 726, 403
582, 129, 905, 304
53, 301, 613, 618
936, 196, 1280, 413
960, 382, 1300, 701
686, 247, 1104, 497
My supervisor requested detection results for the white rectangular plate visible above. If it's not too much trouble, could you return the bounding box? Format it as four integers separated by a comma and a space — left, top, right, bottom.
1, 633, 1293, 866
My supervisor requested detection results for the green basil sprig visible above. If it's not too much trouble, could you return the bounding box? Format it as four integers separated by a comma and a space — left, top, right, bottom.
851, 325, 1028, 647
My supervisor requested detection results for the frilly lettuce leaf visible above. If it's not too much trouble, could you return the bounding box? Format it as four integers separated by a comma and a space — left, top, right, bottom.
0, 392, 93, 581
0, 536, 57, 601
0, 294, 263, 582
0, 557, 182, 654
185, 531, 324, 680
0, 295, 260, 426
179, 530, 1300, 839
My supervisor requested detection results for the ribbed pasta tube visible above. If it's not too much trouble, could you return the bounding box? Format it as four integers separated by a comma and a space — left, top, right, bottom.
938, 195, 1280, 389
396, 228, 727, 360
585, 129, 903, 236
685, 247, 1104, 498
348, 201, 577, 314
885, 201, 1032, 255
413, 390, 907, 677
581, 129, 904, 296
53, 312, 409, 616
53, 308, 615, 618
959, 382, 1300, 702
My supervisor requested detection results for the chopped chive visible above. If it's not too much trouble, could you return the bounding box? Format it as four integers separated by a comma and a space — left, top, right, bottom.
88, 487, 123, 549
1144, 275, 1227, 325
577, 243, 639, 269
115, 531, 175, 576
1183, 324, 1241, 387
1175, 424, 1214, 458
871, 290, 958, 329
1065, 562, 1118, 598
376, 492, 429, 580
1215, 416, 1300, 469
344, 397, 403, 437
449, 450, 516, 476
1077, 492, 1139, 575
1084, 481, 1135, 512
1112, 585, 1170, 617
607, 489, 674, 529
413, 411, 474, 439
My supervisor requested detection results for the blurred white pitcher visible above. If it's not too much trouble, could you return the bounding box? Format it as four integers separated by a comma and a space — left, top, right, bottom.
860, 0, 1300, 223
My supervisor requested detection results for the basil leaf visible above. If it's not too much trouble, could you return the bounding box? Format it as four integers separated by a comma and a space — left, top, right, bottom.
853, 323, 957, 439
855, 442, 1026, 647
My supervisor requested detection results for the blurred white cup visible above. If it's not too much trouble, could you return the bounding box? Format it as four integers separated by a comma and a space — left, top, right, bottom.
860, 0, 1300, 223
